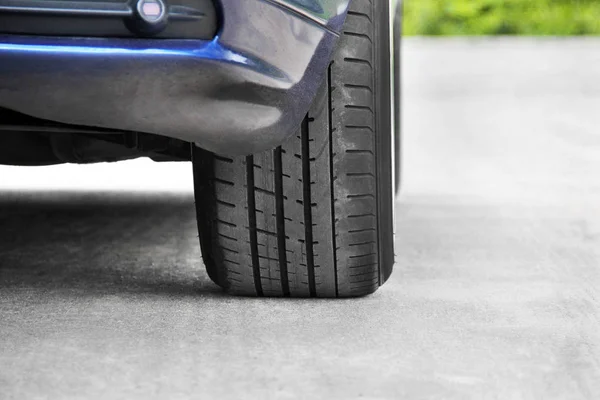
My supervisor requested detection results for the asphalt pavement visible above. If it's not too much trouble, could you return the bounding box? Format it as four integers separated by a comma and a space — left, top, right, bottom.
1, 38, 599, 399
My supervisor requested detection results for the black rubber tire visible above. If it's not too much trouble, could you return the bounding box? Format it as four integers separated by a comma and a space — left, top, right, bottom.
193, 0, 394, 298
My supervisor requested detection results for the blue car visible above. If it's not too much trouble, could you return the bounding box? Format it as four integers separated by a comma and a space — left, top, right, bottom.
0, 0, 401, 297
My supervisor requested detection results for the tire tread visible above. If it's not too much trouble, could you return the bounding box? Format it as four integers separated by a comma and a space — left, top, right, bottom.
195, 0, 388, 298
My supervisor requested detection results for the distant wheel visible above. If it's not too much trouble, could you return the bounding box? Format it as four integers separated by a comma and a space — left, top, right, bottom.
193, 0, 395, 297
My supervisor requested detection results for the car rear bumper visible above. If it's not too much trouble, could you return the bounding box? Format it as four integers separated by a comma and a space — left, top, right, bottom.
0, 0, 350, 155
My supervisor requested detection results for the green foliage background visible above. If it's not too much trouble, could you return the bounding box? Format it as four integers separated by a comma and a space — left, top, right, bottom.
403, 0, 600, 35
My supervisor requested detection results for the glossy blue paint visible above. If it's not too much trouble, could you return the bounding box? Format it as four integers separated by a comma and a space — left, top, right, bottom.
0, 36, 289, 80
0, 0, 350, 155
0, 38, 246, 61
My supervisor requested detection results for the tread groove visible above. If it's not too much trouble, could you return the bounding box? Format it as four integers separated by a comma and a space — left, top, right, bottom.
344, 83, 373, 92
345, 104, 374, 112
343, 31, 373, 43
214, 155, 233, 163
349, 240, 377, 247
347, 10, 372, 23
328, 63, 339, 298
212, 178, 235, 186
348, 213, 376, 219
371, 0, 384, 287
347, 172, 376, 178
345, 125, 374, 132
346, 149, 374, 155
343, 57, 373, 68
246, 155, 264, 297
216, 199, 236, 208
274, 146, 291, 297
216, 218, 236, 227
347, 193, 376, 199
301, 116, 317, 297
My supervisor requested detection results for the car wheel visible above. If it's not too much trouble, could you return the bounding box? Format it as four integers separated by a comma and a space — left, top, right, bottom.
192, 0, 395, 297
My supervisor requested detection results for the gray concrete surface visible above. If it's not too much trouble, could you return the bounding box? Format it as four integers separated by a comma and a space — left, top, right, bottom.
1, 39, 600, 399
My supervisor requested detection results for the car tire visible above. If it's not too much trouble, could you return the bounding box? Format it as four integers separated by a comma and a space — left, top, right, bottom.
192, 0, 394, 297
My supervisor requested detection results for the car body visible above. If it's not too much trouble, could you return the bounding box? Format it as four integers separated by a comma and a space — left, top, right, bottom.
0, 0, 388, 155
0, 0, 401, 297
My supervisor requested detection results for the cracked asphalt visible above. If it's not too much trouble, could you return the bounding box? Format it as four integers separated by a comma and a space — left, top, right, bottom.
1, 39, 599, 399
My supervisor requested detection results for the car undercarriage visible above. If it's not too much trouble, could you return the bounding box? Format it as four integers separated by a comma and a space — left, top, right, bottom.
0, 108, 191, 166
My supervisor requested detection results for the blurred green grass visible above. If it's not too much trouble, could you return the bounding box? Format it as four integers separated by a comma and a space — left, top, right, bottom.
403, 0, 600, 35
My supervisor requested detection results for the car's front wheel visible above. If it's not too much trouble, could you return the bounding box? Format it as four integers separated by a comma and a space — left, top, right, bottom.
192, 0, 394, 297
